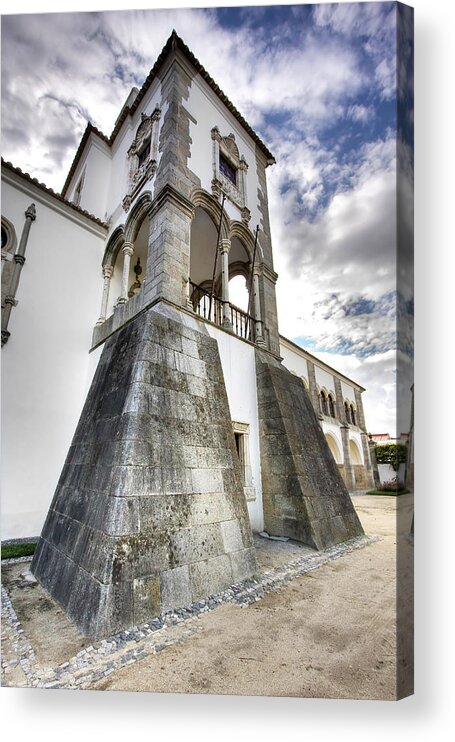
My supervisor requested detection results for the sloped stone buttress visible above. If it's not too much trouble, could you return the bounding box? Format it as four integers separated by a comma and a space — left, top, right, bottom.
255, 350, 364, 550
32, 304, 256, 639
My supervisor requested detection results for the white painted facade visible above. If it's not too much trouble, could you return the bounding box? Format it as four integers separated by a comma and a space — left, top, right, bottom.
206, 325, 263, 531
1, 33, 374, 541
1, 170, 106, 539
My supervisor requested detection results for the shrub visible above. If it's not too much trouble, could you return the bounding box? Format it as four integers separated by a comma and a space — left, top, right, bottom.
1, 543, 36, 560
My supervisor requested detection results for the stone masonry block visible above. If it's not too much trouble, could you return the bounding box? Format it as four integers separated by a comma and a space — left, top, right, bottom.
160, 565, 192, 613
220, 519, 244, 552
191, 468, 224, 494
189, 554, 234, 602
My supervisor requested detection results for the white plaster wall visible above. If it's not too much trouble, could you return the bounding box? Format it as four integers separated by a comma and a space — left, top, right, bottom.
107, 82, 165, 231
187, 75, 264, 230
67, 137, 112, 222
205, 325, 263, 532
315, 366, 336, 396
279, 342, 309, 385
341, 380, 356, 404
378, 463, 406, 485
321, 422, 344, 463
1, 179, 105, 539
348, 431, 365, 465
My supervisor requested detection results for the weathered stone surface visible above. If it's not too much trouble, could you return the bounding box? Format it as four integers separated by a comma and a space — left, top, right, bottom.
32, 303, 256, 639
255, 350, 364, 550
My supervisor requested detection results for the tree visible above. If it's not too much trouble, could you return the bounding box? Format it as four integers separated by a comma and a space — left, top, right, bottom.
374, 443, 407, 471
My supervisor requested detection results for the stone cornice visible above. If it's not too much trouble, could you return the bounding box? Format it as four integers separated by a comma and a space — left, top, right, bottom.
256, 262, 278, 284
150, 184, 195, 221
1, 160, 108, 235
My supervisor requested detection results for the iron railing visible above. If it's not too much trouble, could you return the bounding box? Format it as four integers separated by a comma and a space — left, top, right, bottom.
189, 279, 255, 342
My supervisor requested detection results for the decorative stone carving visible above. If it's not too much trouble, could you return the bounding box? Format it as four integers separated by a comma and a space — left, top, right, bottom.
123, 108, 161, 213
210, 127, 248, 213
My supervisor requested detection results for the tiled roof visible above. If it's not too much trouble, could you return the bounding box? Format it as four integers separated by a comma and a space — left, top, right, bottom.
1, 159, 108, 229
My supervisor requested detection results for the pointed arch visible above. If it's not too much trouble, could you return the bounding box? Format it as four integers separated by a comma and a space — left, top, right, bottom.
190, 188, 230, 239
124, 190, 153, 243
325, 433, 343, 465
229, 220, 263, 263
102, 225, 125, 269
349, 438, 363, 465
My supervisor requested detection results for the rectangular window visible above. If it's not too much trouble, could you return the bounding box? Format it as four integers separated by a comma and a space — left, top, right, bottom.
232, 421, 255, 501
219, 155, 237, 185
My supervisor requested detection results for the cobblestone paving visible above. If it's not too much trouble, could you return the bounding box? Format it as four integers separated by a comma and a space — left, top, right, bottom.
1, 535, 379, 690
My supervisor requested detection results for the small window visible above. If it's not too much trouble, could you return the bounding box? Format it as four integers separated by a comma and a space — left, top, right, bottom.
232, 421, 255, 501
234, 431, 246, 485
328, 395, 336, 418
320, 391, 328, 416
137, 140, 151, 169
219, 155, 237, 185
350, 405, 356, 426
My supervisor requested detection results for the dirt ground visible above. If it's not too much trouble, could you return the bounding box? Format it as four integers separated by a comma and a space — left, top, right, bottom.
1, 494, 414, 700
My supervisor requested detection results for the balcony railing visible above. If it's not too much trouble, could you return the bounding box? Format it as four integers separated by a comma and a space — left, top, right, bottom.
189, 279, 255, 342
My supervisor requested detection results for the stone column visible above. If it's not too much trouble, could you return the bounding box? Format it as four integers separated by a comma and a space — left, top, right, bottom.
253, 270, 266, 347
117, 241, 134, 304
238, 157, 248, 208
2, 203, 36, 347
220, 238, 232, 329
211, 126, 221, 180
354, 388, 367, 431
96, 266, 114, 325
354, 388, 375, 488
368, 435, 381, 487
334, 378, 347, 423
340, 423, 356, 491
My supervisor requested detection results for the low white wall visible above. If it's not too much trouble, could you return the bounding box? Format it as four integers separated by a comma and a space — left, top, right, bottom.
206, 326, 263, 532
378, 463, 406, 485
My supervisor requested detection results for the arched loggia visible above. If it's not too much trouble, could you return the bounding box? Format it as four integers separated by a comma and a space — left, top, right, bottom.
96, 192, 153, 324
188, 189, 266, 345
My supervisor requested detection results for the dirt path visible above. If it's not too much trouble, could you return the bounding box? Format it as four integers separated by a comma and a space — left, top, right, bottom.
90, 495, 413, 699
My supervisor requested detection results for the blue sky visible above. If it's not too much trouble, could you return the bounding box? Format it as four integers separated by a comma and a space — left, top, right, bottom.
1, 1, 414, 434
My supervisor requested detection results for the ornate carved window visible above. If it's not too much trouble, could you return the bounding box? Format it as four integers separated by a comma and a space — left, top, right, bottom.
211, 127, 250, 224
123, 107, 161, 212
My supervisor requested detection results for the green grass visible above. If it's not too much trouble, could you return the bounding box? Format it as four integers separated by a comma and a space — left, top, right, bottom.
366, 488, 410, 496
1, 542, 36, 560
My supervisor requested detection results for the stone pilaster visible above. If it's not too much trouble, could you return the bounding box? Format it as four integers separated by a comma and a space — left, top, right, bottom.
142, 187, 194, 309
354, 388, 375, 488
368, 435, 381, 487
340, 424, 356, 491
307, 360, 322, 420
334, 378, 347, 423
253, 270, 266, 346
2, 203, 36, 347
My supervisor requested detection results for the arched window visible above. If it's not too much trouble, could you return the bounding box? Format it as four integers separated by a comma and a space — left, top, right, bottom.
350, 404, 357, 426
328, 394, 336, 418
320, 391, 328, 416
344, 401, 351, 424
